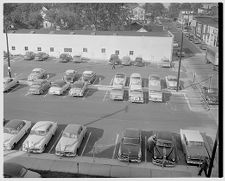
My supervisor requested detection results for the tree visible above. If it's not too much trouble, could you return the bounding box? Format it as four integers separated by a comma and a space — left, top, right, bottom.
145, 3, 165, 21
27, 11, 43, 29
180, 3, 192, 10
168, 3, 181, 19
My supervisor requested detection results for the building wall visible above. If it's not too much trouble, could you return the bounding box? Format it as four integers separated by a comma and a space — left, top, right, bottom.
6, 33, 173, 63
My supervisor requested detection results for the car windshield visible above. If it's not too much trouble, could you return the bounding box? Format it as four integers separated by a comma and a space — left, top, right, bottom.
124, 137, 140, 145
4, 127, 18, 134
30, 130, 47, 136
63, 132, 77, 139
52, 82, 65, 87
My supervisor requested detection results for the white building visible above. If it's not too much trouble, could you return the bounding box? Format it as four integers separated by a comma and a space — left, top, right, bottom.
5, 29, 173, 63
178, 10, 194, 26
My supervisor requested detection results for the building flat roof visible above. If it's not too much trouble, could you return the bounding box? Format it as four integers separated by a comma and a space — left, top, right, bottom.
7, 29, 171, 37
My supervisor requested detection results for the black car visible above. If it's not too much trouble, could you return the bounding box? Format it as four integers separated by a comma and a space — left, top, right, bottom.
152, 131, 176, 167
118, 128, 142, 163
133, 57, 145, 67
202, 87, 218, 105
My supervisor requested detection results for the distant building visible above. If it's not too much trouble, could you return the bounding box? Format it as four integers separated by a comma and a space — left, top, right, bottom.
40, 6, 53, 29
198, 3, 218, 15
178, 10, 194, 26
129, 5, 146, 22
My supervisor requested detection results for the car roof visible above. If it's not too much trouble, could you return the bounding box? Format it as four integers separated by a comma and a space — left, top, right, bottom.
5, 119, 25, 130
83, 70, 94, 75
156, 131, 173, 141
115, 73, 126, 78
32, 121, 53, 131
182, 129, 204, 142
4, 162, 25, 177
149, 74, 160, 80
32, 68, 43, 72
124, 128, 140, 138
64, 124, 82, 134
130, 73, 141, 78
66, 69, 76, 74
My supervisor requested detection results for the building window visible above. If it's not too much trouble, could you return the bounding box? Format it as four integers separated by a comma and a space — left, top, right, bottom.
64, 48, 72, 52
129, 51, 134, 55
115, 50, 119, 55
50, 47, 54, 52
25, 46, 28, 51
12, 46, 15, 50
83, 48, 87, 52
101, 48, 106, 53
37, 47, 42, 51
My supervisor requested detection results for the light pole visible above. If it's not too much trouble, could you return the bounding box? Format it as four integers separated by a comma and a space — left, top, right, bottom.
4, 22, 12, 78
176, 21, 184, 92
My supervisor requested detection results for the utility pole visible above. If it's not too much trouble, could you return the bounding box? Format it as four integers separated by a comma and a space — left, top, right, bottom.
176, 21, 184, 92
5, 25, 12, 78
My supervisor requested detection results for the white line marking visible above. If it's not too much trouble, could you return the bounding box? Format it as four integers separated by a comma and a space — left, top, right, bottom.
145, 136, 147, 163
112, 134, 119, 159
183, 93, 191, 111
81, 132, 91, 156
103, 78, 113, 101
48, 129, 64, 153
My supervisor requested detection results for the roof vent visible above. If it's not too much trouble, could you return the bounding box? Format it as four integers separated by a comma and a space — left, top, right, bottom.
70, 31, 76, 34
49, 31, 55, 34
30, 30, 35, 34
91, 31, 96, 35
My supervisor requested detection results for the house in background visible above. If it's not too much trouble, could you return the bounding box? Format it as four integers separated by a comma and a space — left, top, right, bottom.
40, 6, 53, 29
177, 10, 194, 26
126, 4, 146, 23
198, 3, 218, 15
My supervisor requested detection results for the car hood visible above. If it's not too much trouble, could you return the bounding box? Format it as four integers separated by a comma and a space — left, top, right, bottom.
167, 81, 177, 87
56, 137, 78, 152
24, 134, 46, 148
4, 133, 14, 144
154, 145, 175, 160
186, 146, 209, 158
70, 88, 82, 93
111, 90, 123, 96
120, 143, 140, 155
130, 91, 143, 97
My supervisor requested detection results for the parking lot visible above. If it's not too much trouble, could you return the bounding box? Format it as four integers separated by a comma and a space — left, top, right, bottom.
4, 56, 217, 166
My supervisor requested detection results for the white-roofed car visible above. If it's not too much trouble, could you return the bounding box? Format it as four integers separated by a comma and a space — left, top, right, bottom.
27, 68, 47, 81
22, 121, 57, 153
28, 79, 51, 95
165, 75, 180, 90
55, 124, 87, 157
148, 74, 163, 102
4, 77, 19, 92
110, 86, 124, 101
69, 81, 87, 97
180, 129, 210, 165
112, 73, 126, 87
4, 119, 32, 150
80, 70, 96, 84
48, 80, 70, 95
129, 73, 142, 87
63, 69, 77, 83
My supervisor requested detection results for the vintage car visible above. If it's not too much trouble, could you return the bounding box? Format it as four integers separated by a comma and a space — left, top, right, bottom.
4, 162, 41, 178
161, 58, 171, 68
63, 69, 78, 83
121, 56, 131, 66
72, 55, 82, 63
34, 52, 49, 61
129, 87, 144, 103
22, 121, 57, 153
118, 128, 142, 163
202, 86, 218, 105
180, 129, 210, 165
59, 53, 72, 63
112, 73, 126, 87
55, 124, 87, 157
110, 86, 124, 101
48, 80, 70, 95
69, 81, 87, 97
27, 68, 47, 81
133, 57, 145, 67
4, 77, 19, 92
28, 79, 51, 95
129, 73, 142, 87
80, 70, 96, 84
165, 75, 180, 90
152, 131, 176, 167
24, 51, 35, 60
4, 119, 31, 150
109, 54, 121, 65
148, 75, 163, 102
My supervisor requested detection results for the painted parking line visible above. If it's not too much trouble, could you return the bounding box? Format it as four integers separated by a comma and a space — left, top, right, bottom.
103, 78, 113, 102
183, 93, 191, 111
48, 129, 64, 153
112, 133, 119, 159
81, 132, 91, 156
145, 136, 147, 163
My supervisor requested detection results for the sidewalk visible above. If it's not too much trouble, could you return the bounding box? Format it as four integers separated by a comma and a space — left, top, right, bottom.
4, 150, 217, 178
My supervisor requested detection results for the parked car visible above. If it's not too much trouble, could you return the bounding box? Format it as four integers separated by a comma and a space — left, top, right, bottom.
200, 43, 207, 50
180, 129, 210, 165
4, 119, 31, 150
4, 162, 41, 178
161, 58, 171, 68
80, 70, 96, 84
48, 80, 70, 95
63, 69, 78, 83
55, 124, 87, 157
165, 75, 180, 90
118, 128, 142, 163
176, 50, 185, 57
189, 35, 194, 41
69, 81, 87, 97
24, 51, 35, 60
4, 77, 19, 92
28, 79, 51, 95
109, 54, 121, 65
129, 73, 142, 87
148, 75, 163, 102
152, 131, 176, 167
202, 86, 218, 105
59, 53, 72, 63
72, 55, 82, 63
34, 52, 49, 61
193, 38, 201, 44
112, 73, 126, 87
22, 121, 57, 153
121, 56, 131, 66
110, 86, 124, 101
27, 68, 47, 81
129, 73, 144, 103
133, 57, 145, 67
